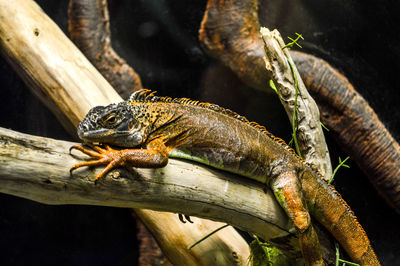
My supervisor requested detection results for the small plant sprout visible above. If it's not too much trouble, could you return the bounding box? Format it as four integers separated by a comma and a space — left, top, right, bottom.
281, 33, 304, 50
187, 224, 229, 250
329, 156, 350, 184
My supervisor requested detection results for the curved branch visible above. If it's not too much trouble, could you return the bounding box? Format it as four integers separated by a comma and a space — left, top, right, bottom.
68, 0, 142, 99
199, 0, 400, 213
292, 51, 400, 213
0, 126, 303, 260
199, 0, 268, 92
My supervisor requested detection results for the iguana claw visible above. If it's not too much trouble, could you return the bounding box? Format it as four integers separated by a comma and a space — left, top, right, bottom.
178, 213, 194, 224
70, 144, 124, 180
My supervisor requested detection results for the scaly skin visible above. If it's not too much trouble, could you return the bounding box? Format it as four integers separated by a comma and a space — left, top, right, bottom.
71, 89, 380, 265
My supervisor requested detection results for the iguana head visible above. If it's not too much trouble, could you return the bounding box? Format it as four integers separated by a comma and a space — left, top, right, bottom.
77, 102, 147, 147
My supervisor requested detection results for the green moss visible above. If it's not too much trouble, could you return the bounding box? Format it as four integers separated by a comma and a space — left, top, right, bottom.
249, 236, 290, 266
273, 188, 287, 206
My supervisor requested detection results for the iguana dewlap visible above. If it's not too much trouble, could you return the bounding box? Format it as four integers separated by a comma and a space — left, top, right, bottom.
71, 89, 380, 265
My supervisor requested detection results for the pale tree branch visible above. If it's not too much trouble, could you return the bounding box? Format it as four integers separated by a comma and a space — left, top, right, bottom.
0, 126, 304, 261
0, 0, 252, 264
260, 27, 332, 179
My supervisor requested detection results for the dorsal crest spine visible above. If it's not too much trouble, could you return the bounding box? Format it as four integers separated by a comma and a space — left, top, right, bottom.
128, 89, 305, 161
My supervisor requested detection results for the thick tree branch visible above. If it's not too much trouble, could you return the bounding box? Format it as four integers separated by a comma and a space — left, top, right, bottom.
292, 51, 400, 213
0, 126, 304, 260
199, 0, 267, 92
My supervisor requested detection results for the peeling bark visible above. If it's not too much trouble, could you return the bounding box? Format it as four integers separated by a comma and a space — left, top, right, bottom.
260, 27, 332, 178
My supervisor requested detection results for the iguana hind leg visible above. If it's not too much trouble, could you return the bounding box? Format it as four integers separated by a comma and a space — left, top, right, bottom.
70, 140, 168, 180
270, 170, 324, 265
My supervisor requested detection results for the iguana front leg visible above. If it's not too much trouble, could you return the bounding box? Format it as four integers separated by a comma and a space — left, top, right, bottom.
70, 139, 168, 180
270, 170, 324, 265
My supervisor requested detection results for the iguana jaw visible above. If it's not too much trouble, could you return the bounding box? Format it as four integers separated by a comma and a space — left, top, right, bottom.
78, 128, 134, 146
78, 128, 116, 141
78, 128, 143, 147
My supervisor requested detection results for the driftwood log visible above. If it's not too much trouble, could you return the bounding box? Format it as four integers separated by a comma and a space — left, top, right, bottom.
0, 0, 251, 264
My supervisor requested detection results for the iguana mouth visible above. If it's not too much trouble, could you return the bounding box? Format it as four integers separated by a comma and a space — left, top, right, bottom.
79, 129, 116, 141
79, 128, 135, 144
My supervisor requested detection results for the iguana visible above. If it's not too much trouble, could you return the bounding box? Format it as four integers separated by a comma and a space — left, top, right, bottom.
70, 89, 380, 265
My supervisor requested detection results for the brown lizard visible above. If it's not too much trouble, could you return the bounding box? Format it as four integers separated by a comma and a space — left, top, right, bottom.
70, 89, 380, 265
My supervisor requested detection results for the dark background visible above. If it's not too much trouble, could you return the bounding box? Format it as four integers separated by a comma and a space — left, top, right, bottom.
0, 0, 399, 265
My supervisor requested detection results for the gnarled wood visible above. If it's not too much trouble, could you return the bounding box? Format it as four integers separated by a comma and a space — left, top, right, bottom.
200, 0, 332, 179
199, 0, 400, 214
260, 27, 332, 178
68, 0, 142, 99
292, 51, 400, 213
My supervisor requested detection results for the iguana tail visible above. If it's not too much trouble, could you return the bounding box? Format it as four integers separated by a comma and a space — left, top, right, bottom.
301, 167, 380, 265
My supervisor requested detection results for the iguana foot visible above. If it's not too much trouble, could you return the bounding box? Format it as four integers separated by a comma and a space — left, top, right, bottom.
70, 144, 126, 180
70, 141, 169, 181
271, 170, 324, 265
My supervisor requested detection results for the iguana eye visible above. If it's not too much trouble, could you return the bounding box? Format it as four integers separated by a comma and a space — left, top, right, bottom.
103, 114, 118, 126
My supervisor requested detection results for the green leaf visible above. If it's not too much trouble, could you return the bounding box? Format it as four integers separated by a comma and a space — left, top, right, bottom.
338, 259, 360, 266
320, 121, 330, 131
269, 80, 278, 94
335, 241, 360, 266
